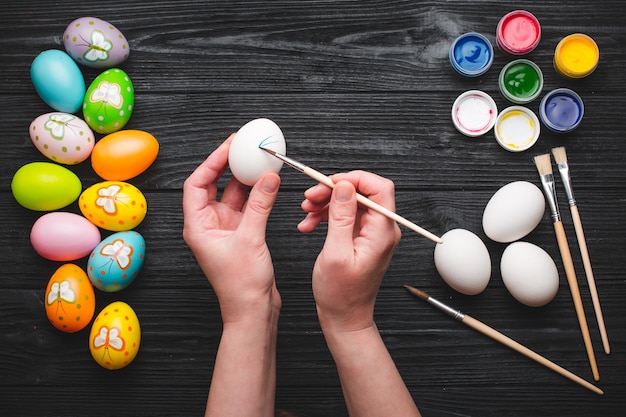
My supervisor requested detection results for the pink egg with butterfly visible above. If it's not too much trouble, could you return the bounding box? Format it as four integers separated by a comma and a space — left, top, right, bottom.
88, 231, 146, 292
63, 17, 130, 69
29, 112, 95, 165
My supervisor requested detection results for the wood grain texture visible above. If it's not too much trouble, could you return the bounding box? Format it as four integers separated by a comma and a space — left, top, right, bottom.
1, 1, 626, 416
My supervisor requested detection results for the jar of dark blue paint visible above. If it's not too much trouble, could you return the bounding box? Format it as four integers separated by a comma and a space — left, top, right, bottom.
539, 88, 584, 133
449, 32, 494, 77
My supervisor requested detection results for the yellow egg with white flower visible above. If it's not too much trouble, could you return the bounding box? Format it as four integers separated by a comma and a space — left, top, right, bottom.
89, 301, 140, 370
79, 181, 147, 231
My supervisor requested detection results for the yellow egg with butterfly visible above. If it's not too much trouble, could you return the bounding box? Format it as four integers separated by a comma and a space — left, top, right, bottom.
89, 301, 141, 370
44, 264, 96, 333
79, 181, 147, 231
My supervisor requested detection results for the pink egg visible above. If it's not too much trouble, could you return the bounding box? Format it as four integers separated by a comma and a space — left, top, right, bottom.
29, 112, 95, 165
31, 212, 101, 261
63, 17, 130, 69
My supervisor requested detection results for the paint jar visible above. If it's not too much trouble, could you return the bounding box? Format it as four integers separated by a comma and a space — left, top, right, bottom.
494, 106, 540, 152
554, 33, 599, 78
498, 59, 543, 104
451, 90, 498, 137
496, 10, 541, 55
449, 32, 494, 77
539, 88, 584, 133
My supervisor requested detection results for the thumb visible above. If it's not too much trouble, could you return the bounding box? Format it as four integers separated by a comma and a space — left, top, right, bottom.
237, 173, 280, 240
324, 180, 357, 255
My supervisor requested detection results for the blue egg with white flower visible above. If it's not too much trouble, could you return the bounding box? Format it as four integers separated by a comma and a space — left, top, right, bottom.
87, 230, 145, 292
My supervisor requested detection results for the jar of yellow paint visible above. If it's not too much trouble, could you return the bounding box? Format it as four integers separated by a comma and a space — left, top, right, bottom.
554, 33, 599, 78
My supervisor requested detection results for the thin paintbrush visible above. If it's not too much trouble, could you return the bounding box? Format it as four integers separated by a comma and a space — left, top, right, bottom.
404, 285, 604, 395
552, 146, 609, 355
534, 153, 599, 381
260, 147, 443, 244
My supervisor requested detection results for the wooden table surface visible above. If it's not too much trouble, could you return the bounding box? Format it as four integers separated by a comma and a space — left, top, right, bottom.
1, 1, 625, 416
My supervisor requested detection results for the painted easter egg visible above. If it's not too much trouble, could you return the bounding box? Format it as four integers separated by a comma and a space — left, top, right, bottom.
91, 130, 159, 180
88, 231, 146, 292
89, 301, 141, 370
79, 181, 147, 231
83, 68, 134, 134
63, 17, 130, 69
229, 118, 286, 186
31, 212, 101, 261
11, 162, 82, 211
30, 49, 86, 113
29, 112, 95, 164
45, 263, 96, 333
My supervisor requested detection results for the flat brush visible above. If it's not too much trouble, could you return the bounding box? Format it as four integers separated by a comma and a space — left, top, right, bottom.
404, 285, 604, 395
534, 153, 599, 381
260, 147, 443, 244
552, 146, 610, 355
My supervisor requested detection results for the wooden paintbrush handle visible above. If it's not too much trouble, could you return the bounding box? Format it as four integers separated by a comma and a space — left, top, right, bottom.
570, 205, 610, 354
302, 166, 443, 244
462, 315, 603, 395
553, 220, 600, 381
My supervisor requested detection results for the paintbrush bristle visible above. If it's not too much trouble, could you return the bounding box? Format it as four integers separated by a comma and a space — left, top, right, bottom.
551, 146, 568, 164
404, 285, 429, 300
259, 146, 277, 156
533, 153, 553, 176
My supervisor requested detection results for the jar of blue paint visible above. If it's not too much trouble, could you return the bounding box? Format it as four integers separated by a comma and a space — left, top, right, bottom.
539, 88, 584, 133
449, 32, 494, 77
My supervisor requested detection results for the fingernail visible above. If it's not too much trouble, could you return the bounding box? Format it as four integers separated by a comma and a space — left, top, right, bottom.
262, 174, 280, 193
335, 182, 353, 202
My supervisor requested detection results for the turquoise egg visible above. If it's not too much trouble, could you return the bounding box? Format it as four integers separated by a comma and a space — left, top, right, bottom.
30, 50, 86, 113
83, 68, 134, 134
87, 230, 145, 292
11, 162, 82, 211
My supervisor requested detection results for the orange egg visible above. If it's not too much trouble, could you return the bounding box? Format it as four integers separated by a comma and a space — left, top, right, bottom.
89, 301, 141, 370
45, 264, 96, 333
79, 181, 147, 231
91, 129, 159, 181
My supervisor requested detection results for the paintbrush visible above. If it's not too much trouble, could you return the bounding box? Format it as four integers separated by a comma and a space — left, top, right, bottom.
260, 147, 443, 244
534, 153, 599, 381
552, 146, 610, 355
404, 285, 604, 395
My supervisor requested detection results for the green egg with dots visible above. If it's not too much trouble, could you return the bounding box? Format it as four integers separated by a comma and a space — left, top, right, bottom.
83, 68, 134, 134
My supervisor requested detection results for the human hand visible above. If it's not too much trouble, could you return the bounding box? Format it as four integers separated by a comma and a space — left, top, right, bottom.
298, 171, 401, 332
182, 135, 282, 324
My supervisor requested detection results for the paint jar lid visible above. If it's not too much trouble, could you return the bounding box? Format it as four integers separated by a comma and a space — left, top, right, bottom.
554, 33, 599, 78
494, 106, 540, 152
451, 90, 498, 137
496, 10, 541, 55
539, 88, 584, 133
498, 59, 543, 104
449, 32, 494, 77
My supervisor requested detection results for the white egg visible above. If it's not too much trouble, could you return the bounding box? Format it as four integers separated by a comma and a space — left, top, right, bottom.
228, 118, 286, 186
500, 241, 559, 307
482, 181, 545, 243
434, 229, 491, 295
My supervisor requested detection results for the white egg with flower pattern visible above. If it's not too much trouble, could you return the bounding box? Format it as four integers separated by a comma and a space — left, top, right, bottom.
228, 118, 286, 186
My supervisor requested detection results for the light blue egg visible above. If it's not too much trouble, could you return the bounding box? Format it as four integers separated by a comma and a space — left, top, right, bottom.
30, 50, 86, 113
87, 230, 145, 292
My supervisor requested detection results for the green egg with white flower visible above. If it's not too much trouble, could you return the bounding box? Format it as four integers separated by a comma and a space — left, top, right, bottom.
83, 68, 134, 134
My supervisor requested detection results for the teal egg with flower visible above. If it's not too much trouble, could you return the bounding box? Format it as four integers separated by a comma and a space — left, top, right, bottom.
87, 230, 145, 292
83, 68, 134, 134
